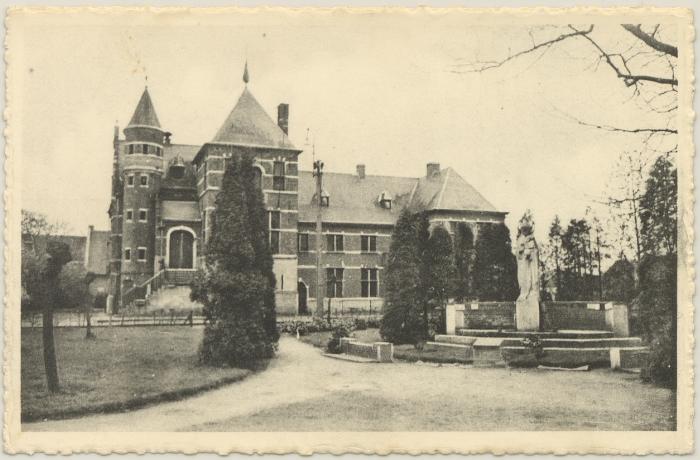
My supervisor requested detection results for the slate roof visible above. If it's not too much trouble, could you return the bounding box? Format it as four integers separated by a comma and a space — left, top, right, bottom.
298, 167, 502, 225
162, 200, 201, 222
164, 143, 199, 164
410, 167, 498, 213
298, 171, 416, 226
127, 88, 161, 129
86, 230, 110, 275
210, 88, 296, 150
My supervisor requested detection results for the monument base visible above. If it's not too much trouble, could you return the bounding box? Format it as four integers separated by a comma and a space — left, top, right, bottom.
516, 297, 540, 331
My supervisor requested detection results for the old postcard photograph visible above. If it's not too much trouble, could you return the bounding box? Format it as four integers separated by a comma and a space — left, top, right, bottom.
3, 6, 694, 454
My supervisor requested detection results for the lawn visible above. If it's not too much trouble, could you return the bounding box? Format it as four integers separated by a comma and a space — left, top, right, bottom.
21, 326, 250, 422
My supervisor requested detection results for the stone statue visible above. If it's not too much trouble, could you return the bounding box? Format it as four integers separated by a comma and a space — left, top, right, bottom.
515, 210, 540, 331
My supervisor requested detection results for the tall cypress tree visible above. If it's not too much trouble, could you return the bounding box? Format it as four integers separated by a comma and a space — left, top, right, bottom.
473, 223, 518, 301
240, 153, 279, 344
452, 223, 475, 302
195, 154, 276, 369
380, 209, 423, 345
422, 225, 454, 337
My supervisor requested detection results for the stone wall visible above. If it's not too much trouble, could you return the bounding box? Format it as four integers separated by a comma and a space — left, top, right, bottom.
462, 302, 516, 329
543, 302, 607, 331
448, 301, 627, 334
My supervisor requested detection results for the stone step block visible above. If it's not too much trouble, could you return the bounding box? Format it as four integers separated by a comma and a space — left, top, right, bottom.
610, 347, 650, 370
433, 334, 477, 346
500, 337, 643, 348
472, 338, 506, 367
423, 342, 473, 363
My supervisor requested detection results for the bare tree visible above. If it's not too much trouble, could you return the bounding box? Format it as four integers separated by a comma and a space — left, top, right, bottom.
452, 24, 678, 142
605, 150, 650, 263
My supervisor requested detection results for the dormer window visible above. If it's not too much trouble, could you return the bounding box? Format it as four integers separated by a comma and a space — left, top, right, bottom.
169, 155, 186, 179
378, 191, 392, 209
170, 166, 185, 179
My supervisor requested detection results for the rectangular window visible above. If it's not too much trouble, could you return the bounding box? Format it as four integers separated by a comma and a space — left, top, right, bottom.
135, 144, 143, 154
140, 175, 148, 186
143, 144, 149, 155
138, 209, 148, 222
270, 231, 280, 255
273, 161, 285, 190
128, 144, 134, 155
298, 233, 309, 252
326, 234, 344, 252
269, 211, 281, 254
125, 210, 133, 221
124, 248, 131, 261
361, 235, 377, 252
326, 268, 344, 298
361, 268, 379, 297
127, 174, 134, 187
137, 247, 147, 261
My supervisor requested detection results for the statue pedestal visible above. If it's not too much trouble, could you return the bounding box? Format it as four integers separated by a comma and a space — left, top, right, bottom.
516, 297, 540, 331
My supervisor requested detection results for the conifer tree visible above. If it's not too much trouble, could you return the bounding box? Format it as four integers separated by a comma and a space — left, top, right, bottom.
452, 223, 475, 302
380, 209, 423, 344
640, 155, 677, 256
473, 223, 518, 301
240, 154, 279, 344
194, 154, 276, 369
422, 225, 454, 337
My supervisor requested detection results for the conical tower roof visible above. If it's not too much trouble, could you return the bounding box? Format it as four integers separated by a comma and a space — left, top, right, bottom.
127, 87, 161, 129
211, 87, 295, 149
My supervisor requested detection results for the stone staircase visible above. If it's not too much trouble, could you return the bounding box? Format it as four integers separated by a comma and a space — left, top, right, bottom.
424, 330, 649, 369
142, 285, 203, 312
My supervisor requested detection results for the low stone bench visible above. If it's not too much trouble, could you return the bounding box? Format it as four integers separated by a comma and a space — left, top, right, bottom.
340, 337, 394, 363
610, 347, 650, 370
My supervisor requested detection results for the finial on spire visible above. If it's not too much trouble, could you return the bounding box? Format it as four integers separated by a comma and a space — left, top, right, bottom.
145, 74, 148, 88
243, 61, 249, 84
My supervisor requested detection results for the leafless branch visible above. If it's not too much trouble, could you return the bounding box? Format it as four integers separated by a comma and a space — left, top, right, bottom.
453, 25, 594, 73
570, 25, 678, 86
621, 24, 678, 58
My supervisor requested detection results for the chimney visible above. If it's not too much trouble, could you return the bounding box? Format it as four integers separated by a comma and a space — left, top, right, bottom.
426, 162, 441, 178
277, 103, 289, 135
356, 164, 366, 179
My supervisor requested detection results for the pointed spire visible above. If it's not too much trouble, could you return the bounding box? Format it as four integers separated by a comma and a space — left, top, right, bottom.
243, 61, 249, 84
127, 87, 161, 129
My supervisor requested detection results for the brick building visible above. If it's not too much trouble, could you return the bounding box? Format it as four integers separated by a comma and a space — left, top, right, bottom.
106, 67, 507, 314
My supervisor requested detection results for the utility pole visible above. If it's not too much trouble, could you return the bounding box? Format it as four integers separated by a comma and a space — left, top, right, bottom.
313, 159, 325, 317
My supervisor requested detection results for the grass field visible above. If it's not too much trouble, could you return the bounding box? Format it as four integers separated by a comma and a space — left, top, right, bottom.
21, 326, 250, 422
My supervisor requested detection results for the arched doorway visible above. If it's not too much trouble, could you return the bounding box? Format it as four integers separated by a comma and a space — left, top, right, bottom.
298, 281, 308, 315
168, 230, 194, 269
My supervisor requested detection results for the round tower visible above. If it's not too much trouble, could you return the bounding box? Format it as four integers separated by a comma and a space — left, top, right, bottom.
120, 87, 165, 295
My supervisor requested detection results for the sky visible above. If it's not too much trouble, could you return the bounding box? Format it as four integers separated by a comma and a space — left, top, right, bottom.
11, 9, 677, 246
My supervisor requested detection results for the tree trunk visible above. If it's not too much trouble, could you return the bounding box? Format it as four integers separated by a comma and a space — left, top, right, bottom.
85, 302, 94, 339
42, 305, 60, 393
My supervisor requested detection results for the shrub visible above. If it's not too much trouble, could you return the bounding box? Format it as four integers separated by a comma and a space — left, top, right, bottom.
57, 261, 91, 310
326, 323, 353, 354
637, 254, 676, 389
354, 318, 367, 330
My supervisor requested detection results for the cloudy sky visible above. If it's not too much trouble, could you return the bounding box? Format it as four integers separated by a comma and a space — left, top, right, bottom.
10, 9, 677, 244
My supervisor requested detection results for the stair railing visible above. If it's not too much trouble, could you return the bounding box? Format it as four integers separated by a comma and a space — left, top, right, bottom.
121, 269, 166, 309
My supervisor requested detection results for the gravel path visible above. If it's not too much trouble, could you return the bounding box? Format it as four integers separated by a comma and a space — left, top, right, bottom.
24, 336, 675, 432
